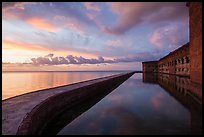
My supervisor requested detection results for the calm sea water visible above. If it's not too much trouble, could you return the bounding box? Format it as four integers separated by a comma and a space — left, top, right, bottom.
2, 71, 124, 100
57, 73, 202, 135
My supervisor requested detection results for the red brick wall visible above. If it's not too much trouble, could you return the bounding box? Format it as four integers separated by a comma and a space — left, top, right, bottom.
142, 43, 190, 76
189, 2, 202, 84
158, 44, 190, 76
142, 61, 158, 72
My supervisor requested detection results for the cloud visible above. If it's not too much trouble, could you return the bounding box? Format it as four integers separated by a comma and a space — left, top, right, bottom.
150, 93, 163, 109
149, 23, 189, 50
2, 39, 47, 51
30, 52, 161, 65
27, 17, 59, 32
85, 12, 106, 33
106, 39, 122, 47
31, 54, 110, 65
53, 15, 85, 33
2, 2, 96, 33
2, 2, 32, 10
105, 2, 188, 35
2, 34, 99, 58
84, 2, 101, 12
3, 2, 189, 65
2, 2, 20, 9
114, 51, 161, 62
45, 53, 54, 58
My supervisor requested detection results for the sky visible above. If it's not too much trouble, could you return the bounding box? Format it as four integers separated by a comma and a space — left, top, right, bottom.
2, 2, 189, 71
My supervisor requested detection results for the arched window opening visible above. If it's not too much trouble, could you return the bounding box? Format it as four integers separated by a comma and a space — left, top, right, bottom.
186, 56, 189, 63
181, 58, 184, 64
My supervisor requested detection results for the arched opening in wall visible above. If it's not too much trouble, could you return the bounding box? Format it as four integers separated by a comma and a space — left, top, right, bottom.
181, 58, 184, 64
178, 59, 180, 64
175, 60, 177, 65
186, 56, 189, 63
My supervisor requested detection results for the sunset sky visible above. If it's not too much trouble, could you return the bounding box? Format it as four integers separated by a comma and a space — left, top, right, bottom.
2, 2, 189, 71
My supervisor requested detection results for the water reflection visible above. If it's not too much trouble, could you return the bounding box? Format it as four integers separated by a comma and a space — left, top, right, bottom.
41, 76, 130, 135
57, 73, 201, 135
143, 73, 202, 134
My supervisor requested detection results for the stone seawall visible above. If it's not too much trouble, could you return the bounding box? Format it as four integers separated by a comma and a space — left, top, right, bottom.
2, 72, 135, 135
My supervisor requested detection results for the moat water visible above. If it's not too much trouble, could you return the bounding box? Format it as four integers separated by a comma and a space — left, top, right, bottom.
57, 73, 202, 135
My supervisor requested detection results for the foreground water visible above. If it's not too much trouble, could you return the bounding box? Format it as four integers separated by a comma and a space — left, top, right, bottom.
57, 73, 202, 135
2, 71, 124, 100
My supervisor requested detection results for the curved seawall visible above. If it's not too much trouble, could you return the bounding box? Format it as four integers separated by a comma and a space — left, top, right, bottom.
2, 72, 135, 135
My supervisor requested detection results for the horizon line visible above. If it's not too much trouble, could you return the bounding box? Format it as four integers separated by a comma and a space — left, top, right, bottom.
2, 70, 142, 73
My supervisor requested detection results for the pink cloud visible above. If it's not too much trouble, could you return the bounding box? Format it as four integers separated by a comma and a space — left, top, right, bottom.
54, 15, 85, 33
105, 2, 188, 35
3, 39, 48, 51
106, 39, 122, 47
84, 2, 101, 12
27, 17, 59, 32
30, 51, 162, 65
150, 93, 163, 109
30, 54, 116, 65
85, 12, 106, 33
2, 2, 36, 11
86, 13, 96, 20
149, 30, 163, 48
149, 24, 188, 50
107, 95, 123, 102
3, 3, 89, 34
66, 20, 84, 33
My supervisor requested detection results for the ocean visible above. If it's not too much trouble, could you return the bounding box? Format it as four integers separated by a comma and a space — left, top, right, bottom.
2, 71, 126, 100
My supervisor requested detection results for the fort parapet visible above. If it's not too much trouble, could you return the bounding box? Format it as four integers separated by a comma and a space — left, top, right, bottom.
142, 43, 189, 77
